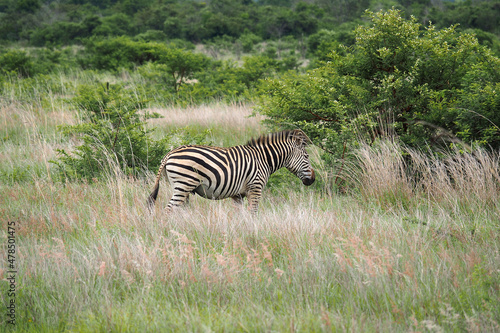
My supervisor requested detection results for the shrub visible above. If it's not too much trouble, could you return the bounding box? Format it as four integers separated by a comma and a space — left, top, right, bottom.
80, 36, 162, 71
238, 32, 262, 53
81, 37, 209, 93
0, 50, 35, 77
30, 16, 102, 46
307, 29, 341, 61
54, 83, 170, 180
258, 9, 500, 160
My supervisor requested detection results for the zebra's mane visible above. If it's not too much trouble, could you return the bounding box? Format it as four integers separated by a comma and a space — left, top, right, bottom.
244, 130, 293, 147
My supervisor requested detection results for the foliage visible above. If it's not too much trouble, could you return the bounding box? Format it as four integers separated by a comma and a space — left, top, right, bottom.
30, 15, 102, 46
259, 9, 500, 160
0, 48, 77, 78
307, 29, 341, 61
54, 83, 179, 181
80, 37, 209, 95
238, 32, 262, 53
0, 49, 35, 77
4, 0, 498, 57
258, 68, 369, 161
428, 0, 500, 35
81, 37, 199, 70
306, 22, 358, 63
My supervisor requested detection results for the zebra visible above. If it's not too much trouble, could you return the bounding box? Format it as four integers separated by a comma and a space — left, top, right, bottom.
147, 129, 315, 213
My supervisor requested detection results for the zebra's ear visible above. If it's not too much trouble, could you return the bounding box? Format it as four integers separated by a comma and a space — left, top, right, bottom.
290, 129, 312, 146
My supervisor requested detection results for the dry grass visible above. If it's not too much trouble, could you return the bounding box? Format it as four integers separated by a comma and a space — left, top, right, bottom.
147, 102, 263, 131
348, 141, 500, 212
0, 84, 499, 331
3, 172, 499, 331
145, 102, 264, 148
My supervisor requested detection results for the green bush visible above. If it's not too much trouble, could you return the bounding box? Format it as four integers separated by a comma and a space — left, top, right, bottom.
0, 48, 78, 78
170, 54, 279, 104
133, 30, 168, 42
238, 32, 262, 53
258, 68, 370, 160
80, 37, 162, 71
0, 50, 35, 77
307, 29, 343, 61
258, 9, 500, 160
81, 37, 209, 92
54, 83, 165, 180
30, 16, 102, 46
93, 13, 134, 37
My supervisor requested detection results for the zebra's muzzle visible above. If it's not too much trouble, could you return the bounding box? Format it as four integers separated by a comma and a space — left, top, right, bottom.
302, 168, 315, 186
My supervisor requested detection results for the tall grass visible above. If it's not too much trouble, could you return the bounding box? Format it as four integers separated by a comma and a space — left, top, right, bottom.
1, 74, 499, 332
146, 102, 263, 147
350, 141, 500, 211
3, 168, 499, 331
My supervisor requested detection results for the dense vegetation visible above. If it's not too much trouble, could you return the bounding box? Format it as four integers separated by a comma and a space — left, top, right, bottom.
1, 1, 499, 331
1, 0, 499, 49
2, 1, 500, 180
260, 9, 500, 160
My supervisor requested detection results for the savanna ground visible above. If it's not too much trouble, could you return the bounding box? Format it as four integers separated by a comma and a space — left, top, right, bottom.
0, 75, 499, 332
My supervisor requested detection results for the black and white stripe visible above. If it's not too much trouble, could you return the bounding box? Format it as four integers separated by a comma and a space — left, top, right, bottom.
147, 129, 315, 213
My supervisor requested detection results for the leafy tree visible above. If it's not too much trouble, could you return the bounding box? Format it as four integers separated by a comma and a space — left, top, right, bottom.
54, 83, 166, 180
30, 14, 102, 46
177, 54, 279, 103
307, 29, 342, 61
468, 29, 500, 57
119, 0, 150, 16
314, 0, 370, 25
291, 2, 323, 35
93, 13, 134, 36
158, 47, 208, 92
1, 0, 500, 49
0, 48, 75, 77
133, 30, 168, 42
0, 50, 35, 77
15, 0, 40, 13
81, 37, 209, 91
80, 36, 154, 70
428, 0, 500, 35
259, 9, 500, 160
238, 31, 262, 53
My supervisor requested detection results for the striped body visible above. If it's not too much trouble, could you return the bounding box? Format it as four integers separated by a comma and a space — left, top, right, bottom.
147, 130, 315, 213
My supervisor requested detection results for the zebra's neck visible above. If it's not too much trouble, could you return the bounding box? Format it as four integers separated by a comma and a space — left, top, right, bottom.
251, 141, 292, 175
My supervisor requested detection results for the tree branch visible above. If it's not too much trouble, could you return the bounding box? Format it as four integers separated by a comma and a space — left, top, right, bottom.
300, 108, 338, 122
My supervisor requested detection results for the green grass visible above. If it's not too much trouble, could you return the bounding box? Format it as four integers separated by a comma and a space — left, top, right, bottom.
3, 179, 498, 332
0, 72, 499, 332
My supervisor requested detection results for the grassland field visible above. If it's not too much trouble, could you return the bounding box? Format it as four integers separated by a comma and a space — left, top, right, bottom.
0, 72, 499, 332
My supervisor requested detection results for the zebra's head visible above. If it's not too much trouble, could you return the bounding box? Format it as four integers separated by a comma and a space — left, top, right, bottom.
285, 130, 315, 186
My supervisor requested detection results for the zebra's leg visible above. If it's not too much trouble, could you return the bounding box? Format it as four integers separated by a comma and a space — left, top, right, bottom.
246, 188, 263, 214
231, 194, 245, 205
166, 183, 198, 213
231, 194, 245, 210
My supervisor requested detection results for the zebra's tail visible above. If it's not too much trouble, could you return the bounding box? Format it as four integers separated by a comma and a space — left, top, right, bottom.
147, 159, 168, 211
147, 181, 160, 210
